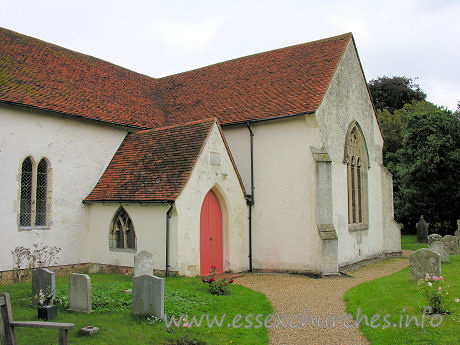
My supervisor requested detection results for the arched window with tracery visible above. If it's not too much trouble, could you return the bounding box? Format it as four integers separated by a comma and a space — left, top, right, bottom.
345, 123, 369, 229
110, 207, 136, 251
35, 159, 48, 226
19, 157, 33, 227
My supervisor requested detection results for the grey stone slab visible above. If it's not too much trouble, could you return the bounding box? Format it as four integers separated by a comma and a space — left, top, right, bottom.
132, 274, 164, 318
409, 248, 441, 281
429, 241, 449, 263
32, 268, 55, 305
440, 235, 459, 255
69, 273, 92, 313
134, 251, 154, 277
427, 234, 442, 245
416, 216, 429, 243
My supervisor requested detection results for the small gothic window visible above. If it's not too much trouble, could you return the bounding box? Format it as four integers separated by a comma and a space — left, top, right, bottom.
110, 207, 136, 250
19, 157, 33, 227
35, 159, 48, 226
345, 123, 369, 228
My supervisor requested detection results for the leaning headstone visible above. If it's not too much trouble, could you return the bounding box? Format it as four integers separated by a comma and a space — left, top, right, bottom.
427, 234, 442, 245
68, 273, 92, 313
32, 268, 55, 305
429, 241, 449, 263
409, 248, 441, 281
416, 216, 429, 243
134, 250, 154, 277
132, 274, 164, 318
440, 235, 459, 255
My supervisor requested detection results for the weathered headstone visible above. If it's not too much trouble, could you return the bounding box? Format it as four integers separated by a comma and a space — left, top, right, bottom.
454, 220, 460, 242
416, 216, 429, 243
32, 268, 55, 305
428, 241, 449, 263
134, 250, 154, 277
427, 233, 442, 245
132, 274, 164, 318
409, 248, 441, 281
440, 235, 459, 255
69, 273, 92, 313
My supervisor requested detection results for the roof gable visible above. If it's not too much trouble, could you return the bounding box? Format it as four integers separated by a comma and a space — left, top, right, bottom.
84, 118, 217, 202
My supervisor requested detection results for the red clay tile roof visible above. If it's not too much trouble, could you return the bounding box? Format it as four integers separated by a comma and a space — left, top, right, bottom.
85, 118, 220, 202
157, 33, 352, 125
0, 27, 164, 129
1, 27, 352, 128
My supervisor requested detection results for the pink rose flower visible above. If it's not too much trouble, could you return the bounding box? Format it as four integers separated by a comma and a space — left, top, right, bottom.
455, 298, 459, 303
428, 282, 432, 287
211, 265, 216, 270
438, 286, 442, 291
433, 276, 438, 280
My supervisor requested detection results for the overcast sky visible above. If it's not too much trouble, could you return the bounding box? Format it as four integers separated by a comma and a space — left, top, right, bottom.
1, 0, 459, 110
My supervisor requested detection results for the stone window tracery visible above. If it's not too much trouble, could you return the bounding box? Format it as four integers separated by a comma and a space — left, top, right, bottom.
345, 123, 369, 230
110, 207, 136, 251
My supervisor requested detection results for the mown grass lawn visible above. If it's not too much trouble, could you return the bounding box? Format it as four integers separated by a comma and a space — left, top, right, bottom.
0, 274, 272, 345
401, 234, 428, 251
345, 254, 460, 345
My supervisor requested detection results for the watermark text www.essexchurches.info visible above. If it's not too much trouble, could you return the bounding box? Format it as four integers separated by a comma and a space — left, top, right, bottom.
164, 307, 443, 330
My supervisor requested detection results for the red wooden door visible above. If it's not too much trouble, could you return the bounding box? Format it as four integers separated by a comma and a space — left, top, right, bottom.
200, 190, 223, 276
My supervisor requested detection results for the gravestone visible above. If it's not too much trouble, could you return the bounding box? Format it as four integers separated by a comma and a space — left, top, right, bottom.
454, 220, 460, 243
440, 235, 459, 255
132, 274, 164, 318
416, 216, 428, 243
428, 241, 449, 263
69, 273, 92, 313
409, 248, 441, 281
32, 268, 55, 305
427, 234, 442, 245
134, 250, 154, 277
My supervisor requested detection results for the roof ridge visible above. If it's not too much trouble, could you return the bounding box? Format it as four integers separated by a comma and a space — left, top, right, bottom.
157, 32, 352, 80
0, 26, 158, 82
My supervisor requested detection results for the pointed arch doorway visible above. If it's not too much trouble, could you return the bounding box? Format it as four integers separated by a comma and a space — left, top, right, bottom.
200, 190, 223, 276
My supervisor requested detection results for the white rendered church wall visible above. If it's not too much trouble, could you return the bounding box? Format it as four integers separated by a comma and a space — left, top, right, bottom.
86, 203, 177, 270
224, 116, 324, 274
0, 104, 127, 271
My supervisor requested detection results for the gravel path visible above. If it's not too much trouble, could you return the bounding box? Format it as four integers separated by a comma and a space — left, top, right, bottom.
236, 258, 408, 345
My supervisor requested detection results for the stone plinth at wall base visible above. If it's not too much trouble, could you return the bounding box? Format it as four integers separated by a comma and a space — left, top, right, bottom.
0, 262, 180, 284
384, 251, 403, 257
339, 252, 390, 273
79, 326, 99, 336
251, 268, 323, 278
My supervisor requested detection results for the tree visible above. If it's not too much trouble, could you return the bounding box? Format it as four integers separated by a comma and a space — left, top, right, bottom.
454, 101, 460, 120
391, 101, 460, 235
368, 76, 426, 113
377, 109, 405, 166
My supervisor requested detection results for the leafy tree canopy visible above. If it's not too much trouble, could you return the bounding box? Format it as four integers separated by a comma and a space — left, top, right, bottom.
390, 101, 460, 234
368, 76, 426, 113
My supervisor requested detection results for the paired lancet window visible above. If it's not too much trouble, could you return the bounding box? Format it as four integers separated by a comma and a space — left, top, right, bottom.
19, 157, 50, 228
345, 123, 369, 229
110, 207, 136, 251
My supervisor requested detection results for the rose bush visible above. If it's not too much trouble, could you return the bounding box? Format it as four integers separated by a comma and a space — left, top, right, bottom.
201, 265, 233, 295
